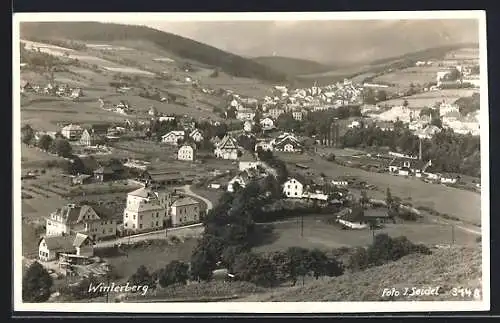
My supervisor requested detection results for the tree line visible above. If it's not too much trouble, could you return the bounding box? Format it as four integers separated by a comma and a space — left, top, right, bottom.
341, 125, 480, 177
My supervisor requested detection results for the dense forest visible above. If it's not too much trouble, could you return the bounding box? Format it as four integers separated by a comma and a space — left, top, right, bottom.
20, 22, 290, 83
252, 56, 334, 76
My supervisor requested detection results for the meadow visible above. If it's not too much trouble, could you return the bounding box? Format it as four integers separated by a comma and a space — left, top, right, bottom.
275, 152, 481, 224
378, 88, 478, 108
372, 66, 442, 88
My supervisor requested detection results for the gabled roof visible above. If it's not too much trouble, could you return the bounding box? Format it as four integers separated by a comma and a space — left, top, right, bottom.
162, 130, 185, 138
189, 129, 203, 137
41, 235, 75, 252
171, 197, 199, 207
217, 135, 239, 150
128, 187, 157, 199
51, 204, 102, 224
274, 135, 303, 148
62, 124, 83, 131
73, 233, 91, 247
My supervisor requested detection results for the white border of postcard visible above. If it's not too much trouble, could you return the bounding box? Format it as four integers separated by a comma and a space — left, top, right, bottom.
13, 10, 490, 313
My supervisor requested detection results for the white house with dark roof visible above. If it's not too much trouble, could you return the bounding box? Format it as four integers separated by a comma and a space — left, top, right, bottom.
38, 233, 93, 262
272, 133, 303, 153
46, 203, 118, 241
170, 197, 203, 227
189, 129, 204, 142
214, 134, 240, 160
161, 130, 185, 145
123, 187, 173, 232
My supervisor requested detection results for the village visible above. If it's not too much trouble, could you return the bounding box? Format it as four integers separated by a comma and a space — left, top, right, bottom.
19, 29, 482, 303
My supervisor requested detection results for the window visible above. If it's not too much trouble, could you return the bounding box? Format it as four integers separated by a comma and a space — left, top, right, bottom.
156, 221, 159, 226
132, 224, 135, 229
156, 212, 159, 217
125, 223, 128, 227
139, 224, 143, 229
103, 229, 105, 234
140, 215, 143, 220
133, 215, 136, 220
109, 228, 113, 233
295, 185, 297, 189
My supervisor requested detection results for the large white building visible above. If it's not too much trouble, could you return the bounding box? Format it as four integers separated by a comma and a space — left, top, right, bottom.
123, 187, 173, 232
177, 144, 195, 161
282, 177, 304, 198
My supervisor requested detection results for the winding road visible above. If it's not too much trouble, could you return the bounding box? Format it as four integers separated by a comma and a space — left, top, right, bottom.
177, 184, 214, 212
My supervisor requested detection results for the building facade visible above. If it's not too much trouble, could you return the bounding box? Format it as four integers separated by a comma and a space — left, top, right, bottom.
122, 187, 172, 232
283, 178, 304, 198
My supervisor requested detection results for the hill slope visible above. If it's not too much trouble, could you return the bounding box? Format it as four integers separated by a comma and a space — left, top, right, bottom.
239, 246, 482, 301
19, 22, 290, 83
252, 56, 334, 76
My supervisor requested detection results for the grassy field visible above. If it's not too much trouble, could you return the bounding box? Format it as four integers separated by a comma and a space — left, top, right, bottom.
242, 245, 482, 301
102, 238, 197, 281
275, 152, 481, 224
373, 66, 442, 88
378, 88, 478, 108
253, 215, 477, 255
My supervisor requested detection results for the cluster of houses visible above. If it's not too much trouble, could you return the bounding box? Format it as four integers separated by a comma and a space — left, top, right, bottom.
21, 80, 84, 100
38, 184, 206, 263
226, 79, 363, 131
366, 99, 480, 137
436, 64, 480, 88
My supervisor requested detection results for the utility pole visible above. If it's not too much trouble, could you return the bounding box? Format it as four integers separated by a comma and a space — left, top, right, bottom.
301, 214, 304, 238
451, 225, 455, 245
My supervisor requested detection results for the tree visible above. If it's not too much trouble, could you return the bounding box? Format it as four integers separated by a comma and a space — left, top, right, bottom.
221, 245, 246, 271
157, 261, 189, 287
359, 190, 370, 207
130, 265, 156, 289
22, 261, 53, 302
21, 124, 35, 145
385, 188, 393, 207
66, 156, 86, 175
402, 99, 409, 108
50, 138, 72, 157
37, 134, 53, 151
285, 247, 311, 286
233, 252, 277, 287
348, 247, 369, 272
308, 249, 329, 279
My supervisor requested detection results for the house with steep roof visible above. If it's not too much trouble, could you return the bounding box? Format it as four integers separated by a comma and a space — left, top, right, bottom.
161, 130, 185, 145
170, 197, 203, 227
189, 129, 204, 142
259, 117, 275, 131
123, 187, 173, 232
214, 134, 240, 160
272, 133, 303, 153
61, 124, 84, 141
46, 203, 118, 241
80, 128, 105, 147
227, 172, 251, 193
38, 233, 93, 262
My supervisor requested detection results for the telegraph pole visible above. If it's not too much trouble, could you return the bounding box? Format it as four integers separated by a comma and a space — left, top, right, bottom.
451, 225, 455, 245
301, 214, 304, 238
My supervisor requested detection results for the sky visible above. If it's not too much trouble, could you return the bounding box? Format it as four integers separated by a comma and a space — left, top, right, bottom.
134, 19, 479, 64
